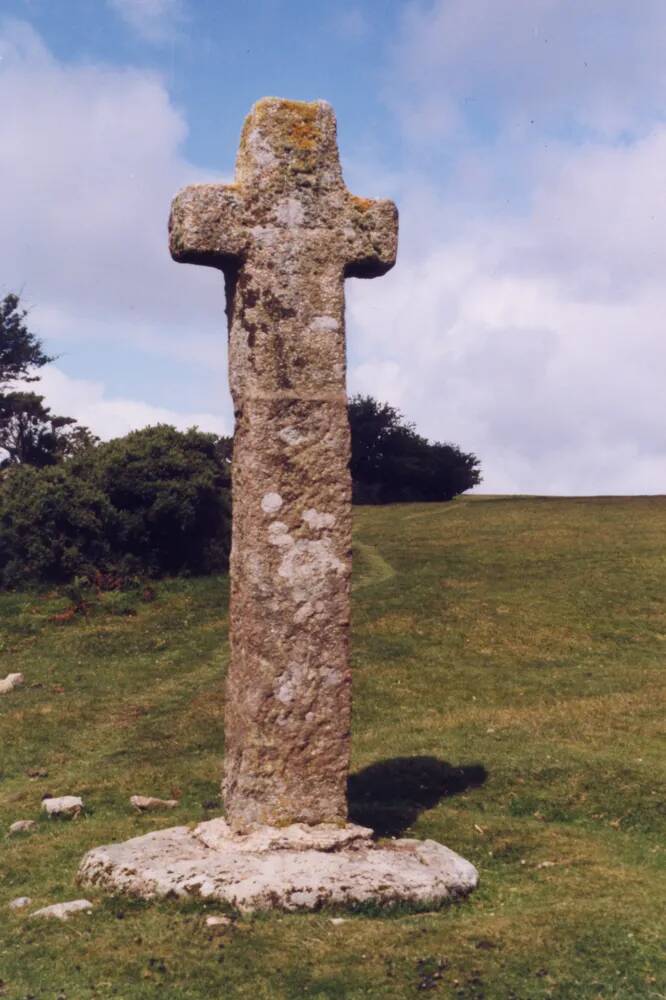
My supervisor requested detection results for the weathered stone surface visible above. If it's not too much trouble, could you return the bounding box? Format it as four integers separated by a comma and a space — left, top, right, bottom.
0, 672, 24, 694
8, 819, 36, 835
8, 896, 32, 911
130, 795, 179, 812
77, 98, 478, 916
42, 795, 83, 818
169, 97, 398, 831
78, 819, 478, 912
31, 899, 92, 920
192, 817, 373, 852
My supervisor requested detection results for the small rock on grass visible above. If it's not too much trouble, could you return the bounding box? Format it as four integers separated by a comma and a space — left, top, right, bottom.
0, 673, 24, 694
205, 915, 232, 928
9, 897, 32, 911
31, 900, 93, 920
9, 819, 37, 835
42, 795, 84, 818
130, 795, 179, 812
329, 918, 346, 926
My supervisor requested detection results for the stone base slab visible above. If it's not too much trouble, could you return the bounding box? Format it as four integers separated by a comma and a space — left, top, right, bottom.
78, 818, 478, 912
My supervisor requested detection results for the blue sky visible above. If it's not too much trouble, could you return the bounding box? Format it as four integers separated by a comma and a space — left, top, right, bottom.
1, 0, 665, 493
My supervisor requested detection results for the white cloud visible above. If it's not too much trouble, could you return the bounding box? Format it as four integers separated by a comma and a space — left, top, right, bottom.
0, 19, 230, 425
348, 127, 666, 494
341, 0, 666, 494
37, 366, 228, 440
107, 0, 184, 43
391, 0, 666, 141
2, 13, 664, 496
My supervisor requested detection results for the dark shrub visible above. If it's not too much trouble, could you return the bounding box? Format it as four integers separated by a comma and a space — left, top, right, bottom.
92, 425, 230, 577
0, 464, 116, 586
0, 425, 231, 587
348, 395, 481, 503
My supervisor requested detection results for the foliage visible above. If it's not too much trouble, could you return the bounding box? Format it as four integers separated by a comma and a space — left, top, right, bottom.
348, 394, 481, 503
91, 424, 231, 577
0, 463, 116, 587
0, 293, 53, 388
0, 425, 231, 586
0, 293, 96, 467
0, 391, 98, 468
1, 497, 664, 998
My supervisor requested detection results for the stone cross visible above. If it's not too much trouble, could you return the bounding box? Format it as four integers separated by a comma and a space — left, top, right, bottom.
169, 98, 398, 832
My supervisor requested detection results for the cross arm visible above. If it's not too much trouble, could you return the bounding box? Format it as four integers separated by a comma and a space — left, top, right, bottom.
169, 183, 246, 270
343, 195, 399, 279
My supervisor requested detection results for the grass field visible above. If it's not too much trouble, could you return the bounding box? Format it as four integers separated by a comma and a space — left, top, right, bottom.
1, 495, 665, 999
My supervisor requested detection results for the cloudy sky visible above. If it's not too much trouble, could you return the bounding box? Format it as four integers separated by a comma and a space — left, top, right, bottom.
1, 0, 664, 493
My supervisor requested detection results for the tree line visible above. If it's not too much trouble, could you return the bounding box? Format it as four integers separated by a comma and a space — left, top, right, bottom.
0, 294, 481, 587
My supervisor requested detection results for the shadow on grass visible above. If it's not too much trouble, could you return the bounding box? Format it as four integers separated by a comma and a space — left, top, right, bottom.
348, 756, 487, 837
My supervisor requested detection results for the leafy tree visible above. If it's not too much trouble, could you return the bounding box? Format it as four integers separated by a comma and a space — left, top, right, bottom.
0, 424, 232, 587
348, 394, 481, 503
91, 425, 231, 576
0, 463, 117, 587
0, 294, 53, 388
0, 294, 96, 468
0, 392, 97, 468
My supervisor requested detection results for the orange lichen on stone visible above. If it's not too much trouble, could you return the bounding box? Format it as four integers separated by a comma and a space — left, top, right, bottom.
283, 101, 320, 151
351, 196, 373, 213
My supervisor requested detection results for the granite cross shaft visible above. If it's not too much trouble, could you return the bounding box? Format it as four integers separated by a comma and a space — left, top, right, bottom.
77, 98, 478, 909
169, 98, 398, 831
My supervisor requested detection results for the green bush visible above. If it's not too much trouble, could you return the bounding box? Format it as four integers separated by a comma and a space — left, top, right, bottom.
92, 425, 230, 577
348, 395, 481, 503
0, 464, 116, 586
0, 425, 231, 587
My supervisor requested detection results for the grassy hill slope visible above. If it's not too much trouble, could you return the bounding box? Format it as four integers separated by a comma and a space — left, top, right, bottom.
1, 495, 665, 999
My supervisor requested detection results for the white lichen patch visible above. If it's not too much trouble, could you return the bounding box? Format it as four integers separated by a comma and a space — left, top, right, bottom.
268, 521, 293, 547
293, 602, 314, 624
247, 128, 277, 168
261, 492, 283, 514
302, 509, 336, 530
309, 316, 339, 333
278, 538, 345, 603
249, 224, 279, 248
276, 661, 310, 704
321, 666, 342, 688
278, 426, 307, 446
275, 196, 305, 227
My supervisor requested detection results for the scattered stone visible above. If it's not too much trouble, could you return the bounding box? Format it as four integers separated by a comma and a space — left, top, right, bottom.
205, 915, 232, 928
329, 917, 346, 926
0, 673, 24, 694
78, 817, 479, 912
130, 795, 179, 812
42, 795, 84, 818
536, 860, 557, 869
8, 820, 37, 835
8, 897, 32, 911
26, 768, 48, 780
31, 899, 93, 920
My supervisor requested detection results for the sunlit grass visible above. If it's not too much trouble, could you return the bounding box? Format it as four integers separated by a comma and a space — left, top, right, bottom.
1, 495, 664, 998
